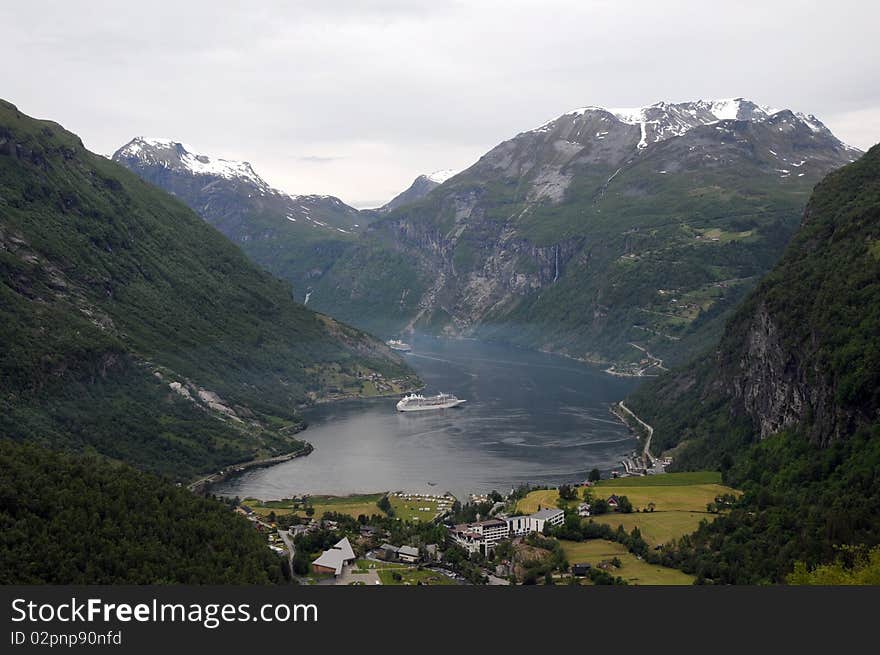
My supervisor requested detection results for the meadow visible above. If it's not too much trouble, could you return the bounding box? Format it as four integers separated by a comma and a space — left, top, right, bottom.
559, 539, 694, 585
517, 472, 739, 545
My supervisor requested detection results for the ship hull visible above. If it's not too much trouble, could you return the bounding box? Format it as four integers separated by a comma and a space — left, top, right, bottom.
396, 399, 466, 412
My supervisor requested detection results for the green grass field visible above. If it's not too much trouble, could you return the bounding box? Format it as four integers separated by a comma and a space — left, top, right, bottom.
515, 489, 562, 514
387, 494, 446, 522
595, 471, 722, 486
516, 473, 739, 545
243, 493, 385, 520
242, 492, 450, 524
560, 540, 694, 585
586, 512, 712, 545
377, 568, 455, 586
354, 559, 406, 571
590, 483, 733, 513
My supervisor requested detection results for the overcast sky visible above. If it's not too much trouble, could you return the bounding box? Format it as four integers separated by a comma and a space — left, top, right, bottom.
3, 1, 878, 207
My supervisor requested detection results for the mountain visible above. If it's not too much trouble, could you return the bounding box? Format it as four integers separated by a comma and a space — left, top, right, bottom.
0, 440, 288, 583
627, 144, 880, 582
307, 98, 860, 366
113, 137, 367, 304
0, 100, 416, 480
378, 169, 460, 212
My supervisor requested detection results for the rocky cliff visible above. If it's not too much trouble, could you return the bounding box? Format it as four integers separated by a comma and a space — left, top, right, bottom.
630, 142, 880, 466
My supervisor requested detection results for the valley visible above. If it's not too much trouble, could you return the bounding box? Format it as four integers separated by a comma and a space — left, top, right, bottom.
2, 94, 877, 588
116, 99, 860, 373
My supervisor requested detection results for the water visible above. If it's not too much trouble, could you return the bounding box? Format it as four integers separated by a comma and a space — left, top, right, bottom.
215, 337, 642, 500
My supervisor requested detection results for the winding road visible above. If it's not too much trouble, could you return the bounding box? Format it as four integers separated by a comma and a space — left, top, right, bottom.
618, 400, 656, 465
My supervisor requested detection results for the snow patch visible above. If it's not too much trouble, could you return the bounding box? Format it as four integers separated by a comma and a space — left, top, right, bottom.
426, 169, 458, 184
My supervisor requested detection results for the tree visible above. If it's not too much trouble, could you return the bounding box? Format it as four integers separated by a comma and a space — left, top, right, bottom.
617, 496, 634, 513
544, 572, 555, 585
377, 495, 393, 516
558, 484, 577, 501
589, 468, 601, 482
591, 498, 609, 515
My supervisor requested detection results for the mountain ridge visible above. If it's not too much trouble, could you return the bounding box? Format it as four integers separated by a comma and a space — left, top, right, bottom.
306, 98, 859, 367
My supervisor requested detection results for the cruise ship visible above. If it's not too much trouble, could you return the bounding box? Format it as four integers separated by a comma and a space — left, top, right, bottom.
396, 392, 466, 412
386, 339, 412, 352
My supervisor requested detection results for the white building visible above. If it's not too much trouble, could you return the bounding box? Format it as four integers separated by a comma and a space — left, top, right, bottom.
506, 515, 532, 537
450, 518, 509, 554
451, 508, 566, 554
506, 508, 564, 535
529, 508, 565, 532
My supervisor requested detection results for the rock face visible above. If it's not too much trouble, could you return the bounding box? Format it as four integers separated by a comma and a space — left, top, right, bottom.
313, 98, 860, 367
631, 143, 880, 464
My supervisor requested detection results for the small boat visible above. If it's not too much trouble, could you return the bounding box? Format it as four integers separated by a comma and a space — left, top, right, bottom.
386, 339, 412, 352
396, 392, 466, 412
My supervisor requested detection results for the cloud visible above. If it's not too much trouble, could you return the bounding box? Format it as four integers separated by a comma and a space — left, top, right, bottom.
3, 0, 879, 206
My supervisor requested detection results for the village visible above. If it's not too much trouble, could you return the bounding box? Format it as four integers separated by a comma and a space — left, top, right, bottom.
233, 468, 737, 585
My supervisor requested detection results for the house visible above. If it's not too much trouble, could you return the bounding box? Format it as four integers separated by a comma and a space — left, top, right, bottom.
571, 563, 592, 577
607, 495, 620, 510
577, 502, 591, 517
290, 524, 310, 537
311, 537, 356, 576
378, 543, 400, 561
359, 525, 379, 538
397, 545, 420, 563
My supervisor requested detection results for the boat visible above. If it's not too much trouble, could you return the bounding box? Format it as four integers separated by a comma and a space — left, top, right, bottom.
386, 339, 412, 352
396, 392, 466, 412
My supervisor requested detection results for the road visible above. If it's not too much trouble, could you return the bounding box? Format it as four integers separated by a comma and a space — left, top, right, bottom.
278, 528, 298, 583
618, 401, 656, 465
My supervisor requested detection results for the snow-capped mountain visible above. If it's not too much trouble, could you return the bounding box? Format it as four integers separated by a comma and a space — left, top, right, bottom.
113, 137, 362, 233
115, 137, 271, 190
378, 169, 461, 212
528, 98, 855, 153
310, 97, 863, 369
113, 137, 367, 304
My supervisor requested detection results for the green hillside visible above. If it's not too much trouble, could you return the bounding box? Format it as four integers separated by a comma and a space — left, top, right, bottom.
628, 144, 880, 582
0, 440, 287, 584
0, 100, 417, 480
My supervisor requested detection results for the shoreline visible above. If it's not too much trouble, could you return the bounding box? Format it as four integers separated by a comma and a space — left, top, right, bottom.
191, 377, 425, 495
188, 442, 314, 495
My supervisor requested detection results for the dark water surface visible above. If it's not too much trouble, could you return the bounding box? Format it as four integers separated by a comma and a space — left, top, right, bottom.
215, 338, 642, 500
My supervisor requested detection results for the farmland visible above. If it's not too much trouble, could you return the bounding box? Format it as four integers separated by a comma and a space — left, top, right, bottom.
559, 539, 695, 585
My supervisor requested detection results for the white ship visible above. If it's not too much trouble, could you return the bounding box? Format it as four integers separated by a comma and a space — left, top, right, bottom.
386, 339, 412, 352
396, 392, 466, 412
